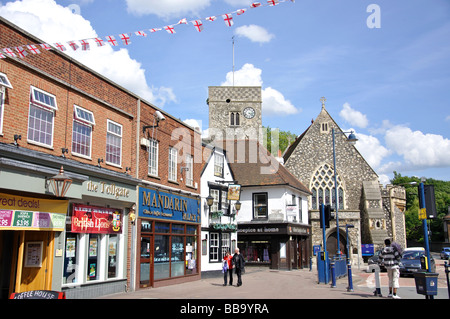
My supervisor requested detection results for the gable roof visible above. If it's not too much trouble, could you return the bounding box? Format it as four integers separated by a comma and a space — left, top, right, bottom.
210, 139, 311, 195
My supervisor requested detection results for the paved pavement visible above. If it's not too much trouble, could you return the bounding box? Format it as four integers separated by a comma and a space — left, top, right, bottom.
99, 262, 449, 300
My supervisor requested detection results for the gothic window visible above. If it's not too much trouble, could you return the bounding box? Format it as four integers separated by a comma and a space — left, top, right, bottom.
320, 122, 329, 134
230, 112, 240, 126
310, 163, 344, 210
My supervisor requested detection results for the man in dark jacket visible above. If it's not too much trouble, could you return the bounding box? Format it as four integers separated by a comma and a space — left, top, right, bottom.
232, 248, 245, 287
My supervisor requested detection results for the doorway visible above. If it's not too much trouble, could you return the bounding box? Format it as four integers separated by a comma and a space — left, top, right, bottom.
139, 235, 153, 288
326, 231, 347, 257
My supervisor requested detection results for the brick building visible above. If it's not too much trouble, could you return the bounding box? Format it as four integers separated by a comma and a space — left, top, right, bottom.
0, 17, 201, 299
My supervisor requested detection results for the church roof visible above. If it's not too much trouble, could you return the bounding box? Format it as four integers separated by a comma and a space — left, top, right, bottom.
212, 139, 311, 195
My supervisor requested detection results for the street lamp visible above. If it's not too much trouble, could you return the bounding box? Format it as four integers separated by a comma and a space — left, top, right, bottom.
332, 128, 358, 256
48, 165, 72, 197
234, 200, 241, 212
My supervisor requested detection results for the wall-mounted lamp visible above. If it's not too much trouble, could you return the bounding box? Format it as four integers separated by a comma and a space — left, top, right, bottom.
206, 195, 214, 208
47, 166, 72, 197
61, 148, 69, 158
97, 158, 103, 167
125, 167, 132, 173
234, 200, 242, 212
13, 134, 21, 146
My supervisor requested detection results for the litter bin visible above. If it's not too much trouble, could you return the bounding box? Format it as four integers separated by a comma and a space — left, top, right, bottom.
413, 272, 439, 296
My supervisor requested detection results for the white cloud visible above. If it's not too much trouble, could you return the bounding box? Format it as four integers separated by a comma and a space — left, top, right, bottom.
235, 25, 275, 44
223, 0, 253, 6
351, 130, 391, 169
385, 125, 450, 168
125, 0, 211, 19
0, 0, 175, 106
221, 63, 299, 116
339, 103, 369, 128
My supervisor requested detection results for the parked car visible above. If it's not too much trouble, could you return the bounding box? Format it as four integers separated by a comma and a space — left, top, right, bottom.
399, 250, 435, 276
440, 247, 450, 259
368, 250, 386, 271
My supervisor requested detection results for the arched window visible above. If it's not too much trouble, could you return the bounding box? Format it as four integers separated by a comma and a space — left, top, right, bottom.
230, 112, 240, 126
310, 163, 344, 210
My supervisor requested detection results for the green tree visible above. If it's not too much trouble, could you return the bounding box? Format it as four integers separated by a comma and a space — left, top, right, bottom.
391, 172, 450, 243
263, 126, 297, 155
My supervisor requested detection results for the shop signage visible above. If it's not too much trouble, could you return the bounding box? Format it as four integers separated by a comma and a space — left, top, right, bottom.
71, 204, 122, 234
85, 180, 131, 199
0, 193, 68, 231
138, 187, 200, 223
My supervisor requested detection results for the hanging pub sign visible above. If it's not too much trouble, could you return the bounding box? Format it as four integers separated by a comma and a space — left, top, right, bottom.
71, 204, 122, 234
227, 184, 241, 201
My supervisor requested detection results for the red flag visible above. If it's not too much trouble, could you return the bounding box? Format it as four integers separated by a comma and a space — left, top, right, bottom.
119, 33, 132, 45
251, 2, 261, 8
94, 37, 105, 47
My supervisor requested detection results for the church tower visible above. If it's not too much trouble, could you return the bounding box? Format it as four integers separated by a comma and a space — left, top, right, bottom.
207, 86, 262, 140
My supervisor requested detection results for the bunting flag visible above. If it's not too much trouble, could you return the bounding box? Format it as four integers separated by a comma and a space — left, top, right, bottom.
80, 39, 90, 51
119, 33, 132, 45
27, 44, 41, 54
192, 20, 204, 32
15, 46, 28, 58
0, 0, 294, 59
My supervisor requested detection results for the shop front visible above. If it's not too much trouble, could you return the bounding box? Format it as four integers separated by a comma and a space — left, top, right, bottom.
0, 192, 68, 299
237, 222, 311, 270
137, 186, 201, 288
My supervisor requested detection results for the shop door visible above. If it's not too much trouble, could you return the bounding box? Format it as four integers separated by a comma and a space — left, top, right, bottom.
139, 235, 153, 288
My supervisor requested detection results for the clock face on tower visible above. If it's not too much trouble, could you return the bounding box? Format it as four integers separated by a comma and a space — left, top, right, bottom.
243, 107, 255, 119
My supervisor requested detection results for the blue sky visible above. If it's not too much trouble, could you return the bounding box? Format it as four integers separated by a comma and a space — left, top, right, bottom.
1, 0, 449, 183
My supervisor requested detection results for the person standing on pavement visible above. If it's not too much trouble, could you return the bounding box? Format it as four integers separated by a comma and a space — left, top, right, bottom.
232, 247, 245, 287
223, 251, 233, 286
379, 238, 402, 299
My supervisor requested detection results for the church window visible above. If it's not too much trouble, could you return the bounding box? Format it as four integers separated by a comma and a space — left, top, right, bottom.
320, 122, 329, 134
230, 112, 240, 126
310, 163, 344, 210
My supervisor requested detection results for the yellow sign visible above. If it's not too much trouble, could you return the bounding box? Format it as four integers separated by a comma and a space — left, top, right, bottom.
0, 193, 68, 214
418, 208, 427, 220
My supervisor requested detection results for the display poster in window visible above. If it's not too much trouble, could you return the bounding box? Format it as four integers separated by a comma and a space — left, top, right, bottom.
24, 241, 43, 267
71, 204, 122, 234
227, 184, 241, 201
65, 238, 76, 258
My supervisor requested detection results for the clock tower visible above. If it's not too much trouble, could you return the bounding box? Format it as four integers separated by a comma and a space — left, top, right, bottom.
207, 86, 262, 140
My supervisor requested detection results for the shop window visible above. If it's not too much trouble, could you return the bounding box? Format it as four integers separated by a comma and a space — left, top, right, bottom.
63, 232, 79, 284
106, 120, 122, 166
28, 87, 57, 147
240, 240, 271, 263
87, 234, 100, 281
154, 234, 170, 280
108, 235, 119, 279
253, 193, 268, 220
171, 236, 184, 277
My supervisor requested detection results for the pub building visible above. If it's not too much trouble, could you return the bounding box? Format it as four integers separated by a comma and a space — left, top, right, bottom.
224, 140, 312, 270
136, 186, 201, 288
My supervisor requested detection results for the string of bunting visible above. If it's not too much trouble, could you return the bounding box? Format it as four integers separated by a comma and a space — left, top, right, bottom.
0, 0, 294, 59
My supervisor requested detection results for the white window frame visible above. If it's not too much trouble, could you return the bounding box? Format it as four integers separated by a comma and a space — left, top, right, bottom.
209, 232, 219, 262
105, 119, 122, 167
168, 147, 178, 182
0, 87, 4, 134
147, 138, 159, 177
214, 153, 224, 177
185, 154, 193, 186
72, 105, 95, 159
0, 72, 13, 89
27, 86, 57, 148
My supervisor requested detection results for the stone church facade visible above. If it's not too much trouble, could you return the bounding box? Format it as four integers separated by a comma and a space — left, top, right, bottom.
283, 101, 406, 263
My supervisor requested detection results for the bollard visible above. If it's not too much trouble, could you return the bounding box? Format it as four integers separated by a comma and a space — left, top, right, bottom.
368, 264, 382, 297
347, 260, 353, 292
445, 261, 449, 299
331, 261, 336, 288
309, 257, 312, 272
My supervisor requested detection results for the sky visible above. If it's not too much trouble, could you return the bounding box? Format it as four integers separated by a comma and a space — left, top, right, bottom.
1, 0, 449, 184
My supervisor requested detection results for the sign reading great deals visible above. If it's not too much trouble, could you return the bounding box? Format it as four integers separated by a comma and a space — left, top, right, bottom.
138, 186, 200, 223
0, 193, 68, 231
71, 204, 122, 234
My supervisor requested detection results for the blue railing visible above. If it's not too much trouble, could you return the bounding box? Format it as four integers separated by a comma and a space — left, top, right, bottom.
317, 253, 347, 284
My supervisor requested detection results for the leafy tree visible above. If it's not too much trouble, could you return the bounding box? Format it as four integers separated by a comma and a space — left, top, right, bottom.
262, 126, 297, 154
391, 172, 450, 243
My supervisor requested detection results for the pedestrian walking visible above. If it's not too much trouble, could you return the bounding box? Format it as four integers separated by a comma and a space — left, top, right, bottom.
379, 238, 402, 299
223, 251, 233, 286
232, 248, 245, 287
